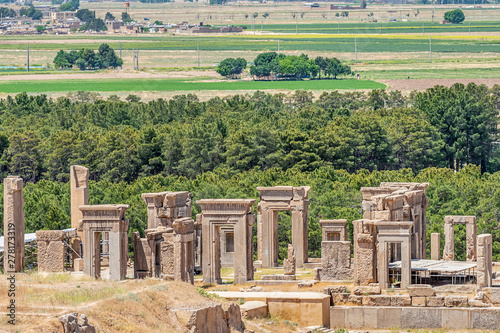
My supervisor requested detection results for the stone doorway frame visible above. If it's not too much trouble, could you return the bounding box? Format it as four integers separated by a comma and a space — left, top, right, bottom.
443, 215, 477, 262
256, 186, 310, 268
80, 204, 129, 281
376, 221, 413, 289
198, 199, 255, 285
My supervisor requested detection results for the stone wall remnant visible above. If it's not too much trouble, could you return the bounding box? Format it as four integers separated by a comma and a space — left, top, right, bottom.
36, 230, 65, 272
317, 240, 352, 281
141, 191, 191, 229
3, 176, 24, 273
256, 186, 310, 268
352, 219, 377, 285
320, 219, 347, 241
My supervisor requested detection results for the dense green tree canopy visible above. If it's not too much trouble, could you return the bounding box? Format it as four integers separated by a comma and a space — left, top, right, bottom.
53, 44, 122, 70
444, 9, 465, 24
216, 58, 247, 78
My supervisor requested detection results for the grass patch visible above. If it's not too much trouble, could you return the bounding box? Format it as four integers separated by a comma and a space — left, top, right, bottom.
0, 78, 385, 93
359, 67, 500, 80
26, 285, 127, 306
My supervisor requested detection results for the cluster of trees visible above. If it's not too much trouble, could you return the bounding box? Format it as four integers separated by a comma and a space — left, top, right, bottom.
0, 84, 498, 260
53, 43, 123, 70
59, 0, 79, 11
444, 9, 465, 24
0, 7, 16, 17
19, 6, 43, 20
216, 58, 247, 78
76, 9, 106, 32
248, 52, 352, 80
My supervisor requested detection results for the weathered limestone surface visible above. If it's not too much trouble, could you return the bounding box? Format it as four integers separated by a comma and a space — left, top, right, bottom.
70, 166, 89, 230
199, 199, 255, 285
3, 176, 24, 273
408, 284, 435, 297
141, 191, 191, 229
174, 302, 243, 333
59, 312, 95, 333
353, 219, 377, 286
283, 244, 296, 275
444, 295, 468, 307
173, 217, 195, 284
352, 286, 381, 296
430, 233, 440, 260
477, 234, 493, 288
256, 186, 310, 268
36, 230, 65, 272
443, 215, 477, 261
363, 295, 391, 306
426, 296, 445, 307
390, 295, 411, 307
240, 301, 268, 319
320, 219, 347, 241
80, 204, 129, 281
318, 241, 352, 281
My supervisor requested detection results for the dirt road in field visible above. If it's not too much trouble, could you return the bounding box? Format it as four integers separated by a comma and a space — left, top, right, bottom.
383, 78, 500, 91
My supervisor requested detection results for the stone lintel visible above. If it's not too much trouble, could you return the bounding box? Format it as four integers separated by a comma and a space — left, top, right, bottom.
173, 217, 194, 234
197, 199, 255, 215
444, 215, 476, 224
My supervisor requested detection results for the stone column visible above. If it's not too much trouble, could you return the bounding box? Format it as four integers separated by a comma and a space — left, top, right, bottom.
443, 217, 454, 261
194, 214, 202, 272
465, 217, 477, 262
292, 200, 309, 268
3, 176, 24, 273
377, 240, 389, 289
431, 233, 440, 260
261, 209, 278, 268
173, 217, 195, 284
108, 230, 128, 281
477, 234, 492, 288
70, 166, 89, 230
83, 231, 101, 279
202, 219, 221, 284
400, 236, 412, 289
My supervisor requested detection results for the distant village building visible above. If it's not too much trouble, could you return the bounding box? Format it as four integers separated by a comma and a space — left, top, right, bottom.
51, 11, 76, 24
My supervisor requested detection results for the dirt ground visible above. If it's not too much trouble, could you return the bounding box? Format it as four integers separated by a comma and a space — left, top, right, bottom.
383, 78, 500, 92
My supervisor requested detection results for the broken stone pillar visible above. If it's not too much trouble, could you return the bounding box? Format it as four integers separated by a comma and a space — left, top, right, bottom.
133, 231, 152, 278
173, 217, 195, 284
320, 219, 347, 241
477, 234, 493, 288
431, 233, 440, 260
194, 214, 202, 273
59, 312, 95, 333
80, 205, 129, 281
352, 219, 377, 285
317, 240, 352, 281
70, 166, 88, 262
283, 244, 296, 275
3, 176, 24, 273
36, 230, 65, 272
443, 217, 455, 261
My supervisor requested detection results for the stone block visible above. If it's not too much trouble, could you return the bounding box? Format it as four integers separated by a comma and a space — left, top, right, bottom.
408, 284, 435, 297
470, 308, 500, 330
331, 293, 350, 305
412, 296, 427, 307
377, 307, 402, 329
401, 308, 442, 328
441, 308, 470, 330
444, 295, 468, 308
36, 230, 65, 242
426, 296, 445, 307
261, 274, 296, 281
468, 299, 490, 307
223, 302, 242, 332
324, 285, 347, 295
240, 301, 267, 319
345, 307, 378, 329
330, 306, 345, 329
74, 258, 84, 272
390, 295, 411, 307
347, 295, 363, 306
485, 287, 500, 304
298, 280, 316, 288
353, 286, 381, 296
363, 295, 391, 306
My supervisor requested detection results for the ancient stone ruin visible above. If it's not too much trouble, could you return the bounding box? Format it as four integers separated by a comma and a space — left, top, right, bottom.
477, 233, 493, 288
198, 199, 255, 285
3, 176, 25, 273
316, 219, 352, 281
256, 186, 309, 268
37, 229, 78, 273
79, 204, 129, 281
133, 191, 194, 283
59, 312, 95, 333
283, 244, 296, 275
443, 215, 477, 261
70, 165, 89, 263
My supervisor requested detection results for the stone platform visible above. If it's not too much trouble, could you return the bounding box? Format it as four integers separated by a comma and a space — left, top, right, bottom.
210, 291, 330, 327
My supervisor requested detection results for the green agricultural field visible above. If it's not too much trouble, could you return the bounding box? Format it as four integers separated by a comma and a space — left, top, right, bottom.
0, 78, 385, 93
